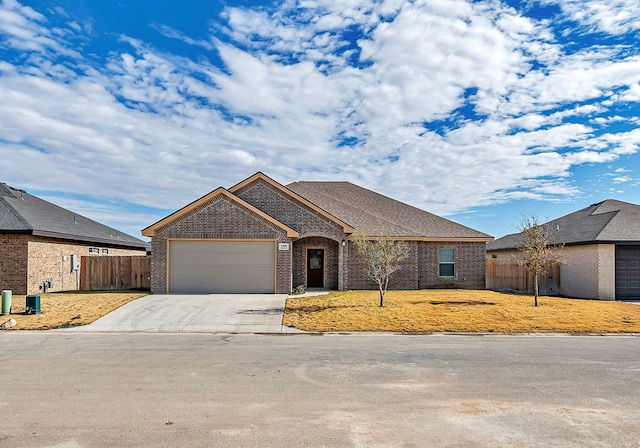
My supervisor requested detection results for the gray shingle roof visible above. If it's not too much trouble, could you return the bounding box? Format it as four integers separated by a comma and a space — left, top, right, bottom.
0, 182, 148, 249
487, 199, 640, 251
287, 181, 492, 239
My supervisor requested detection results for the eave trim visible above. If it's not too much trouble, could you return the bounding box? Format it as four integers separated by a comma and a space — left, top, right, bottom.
142, 187, 299, 238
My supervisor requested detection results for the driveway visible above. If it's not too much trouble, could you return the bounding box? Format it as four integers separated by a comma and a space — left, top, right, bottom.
70, 294, 303, 333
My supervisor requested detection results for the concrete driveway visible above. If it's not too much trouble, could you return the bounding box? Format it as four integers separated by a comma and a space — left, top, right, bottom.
70, 294, 303, 333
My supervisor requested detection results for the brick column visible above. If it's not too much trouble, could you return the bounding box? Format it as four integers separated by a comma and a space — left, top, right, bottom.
338, 238, 345, 291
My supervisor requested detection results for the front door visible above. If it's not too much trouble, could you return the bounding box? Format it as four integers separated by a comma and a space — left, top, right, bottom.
307, 249, 324, 288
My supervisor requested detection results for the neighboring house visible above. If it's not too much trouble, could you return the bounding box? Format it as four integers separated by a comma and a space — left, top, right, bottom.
142, 172, 493, 294
0, 182, 149, 295
487, 199, 640, 301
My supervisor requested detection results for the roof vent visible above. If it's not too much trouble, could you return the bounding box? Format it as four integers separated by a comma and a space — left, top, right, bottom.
556, 225, 560, 231
73, 215, 77, 224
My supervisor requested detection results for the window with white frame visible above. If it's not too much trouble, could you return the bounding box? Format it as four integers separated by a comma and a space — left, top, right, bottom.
439, 248, 455, 277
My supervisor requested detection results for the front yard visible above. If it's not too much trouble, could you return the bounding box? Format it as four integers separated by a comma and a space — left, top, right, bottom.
283, 290, 640, 333
2, 289, 639, 333
1, 291, 148, 330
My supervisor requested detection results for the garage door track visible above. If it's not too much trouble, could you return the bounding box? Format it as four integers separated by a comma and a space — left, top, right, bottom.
70, 294, 303, 333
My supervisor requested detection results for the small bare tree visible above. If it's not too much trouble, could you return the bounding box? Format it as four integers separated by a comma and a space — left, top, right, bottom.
352, 230, 410, 307
517, 214, 564, 307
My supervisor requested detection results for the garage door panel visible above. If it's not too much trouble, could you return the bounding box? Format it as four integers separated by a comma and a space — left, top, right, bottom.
169, 241, 275, 294
616, 246, 640, 300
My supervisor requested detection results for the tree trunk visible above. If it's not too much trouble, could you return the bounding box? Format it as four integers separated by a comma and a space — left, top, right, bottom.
379, 286, 384, 307
534, 273, 539, 307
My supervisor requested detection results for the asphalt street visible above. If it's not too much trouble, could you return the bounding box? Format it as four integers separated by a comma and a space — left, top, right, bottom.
1, 332, 639, 447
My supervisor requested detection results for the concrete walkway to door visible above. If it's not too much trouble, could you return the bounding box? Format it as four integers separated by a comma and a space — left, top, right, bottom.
69, 294, 305, 333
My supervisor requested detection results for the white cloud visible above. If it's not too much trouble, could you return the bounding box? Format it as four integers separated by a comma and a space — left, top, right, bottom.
0, 0, 79, 56
540, 0, 640, 35
0, 0, 639, 227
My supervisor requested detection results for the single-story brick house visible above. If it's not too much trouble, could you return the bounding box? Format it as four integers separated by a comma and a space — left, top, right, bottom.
0, 182, 149, 295
142, 172, 493, 294
487, 199, 640, 300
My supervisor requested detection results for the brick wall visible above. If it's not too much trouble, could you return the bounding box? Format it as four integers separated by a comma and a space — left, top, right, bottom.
27, 237, 145, 295
345, 240, 486, 291
597, 244, 615, 300
235, 179, 346, 291
151, 195, 292, 294
0, 234, 145, 295
235, 179, 345, 241
345, 241, 420, 290
418, 241, 487, 289
0, 235, 28, 294
560, 244, 602, 299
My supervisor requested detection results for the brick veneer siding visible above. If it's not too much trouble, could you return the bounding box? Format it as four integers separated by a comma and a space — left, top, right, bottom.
235, 180, 345, 241
418, 241, 487, 289
235, 179, 347, 291
0, 234, 145, 295
558, 244, 616, 300
344, 241, 419, 290
27, 237, 145, 295
293, 237, 339, 290
345, 240, 486, 291
150, 195, 292, 294
0, 235, 28, 294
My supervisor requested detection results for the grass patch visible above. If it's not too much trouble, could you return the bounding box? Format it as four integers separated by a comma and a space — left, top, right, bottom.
283, 290, 640, 333
1, 291, 148, 330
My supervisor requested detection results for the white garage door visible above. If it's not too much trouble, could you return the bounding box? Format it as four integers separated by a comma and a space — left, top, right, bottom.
169, 240, 275, 293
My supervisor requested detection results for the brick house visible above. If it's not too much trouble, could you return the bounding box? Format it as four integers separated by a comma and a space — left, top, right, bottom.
487, 199, 640, 300
0, 183, 149, 295
143, 172, 493, 294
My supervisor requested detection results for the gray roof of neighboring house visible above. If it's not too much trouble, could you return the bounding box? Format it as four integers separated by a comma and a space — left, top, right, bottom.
487, 199, 640, 251
0, 182, 148, 249
286, 181, 493, 239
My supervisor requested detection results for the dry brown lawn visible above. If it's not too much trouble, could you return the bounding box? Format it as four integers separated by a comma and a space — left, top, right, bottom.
1, 291, 148, 330
283, 290, 640, 333
3, 289, 640, 333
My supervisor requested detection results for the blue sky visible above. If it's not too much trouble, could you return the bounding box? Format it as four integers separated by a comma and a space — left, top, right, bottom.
1, 0, 639, 240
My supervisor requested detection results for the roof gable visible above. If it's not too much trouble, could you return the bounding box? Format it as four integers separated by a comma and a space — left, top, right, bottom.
287, 181, 493, 241
229, 172, 355, 233
141, 186, 299, 238
0, 183, 148, 249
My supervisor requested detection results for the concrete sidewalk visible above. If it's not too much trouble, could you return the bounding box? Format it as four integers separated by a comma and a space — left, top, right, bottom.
69, 294, 305, 333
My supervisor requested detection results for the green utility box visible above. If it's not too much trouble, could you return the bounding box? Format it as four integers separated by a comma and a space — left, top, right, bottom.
26, 295, 41, 315
1, 290, 11, 316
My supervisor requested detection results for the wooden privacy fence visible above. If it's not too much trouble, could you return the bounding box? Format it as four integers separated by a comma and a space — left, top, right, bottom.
486, 258, 561, 296
80, 256, 151, 291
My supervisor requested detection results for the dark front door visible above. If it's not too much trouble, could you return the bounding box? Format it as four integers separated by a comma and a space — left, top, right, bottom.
307, 249, 324, 288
